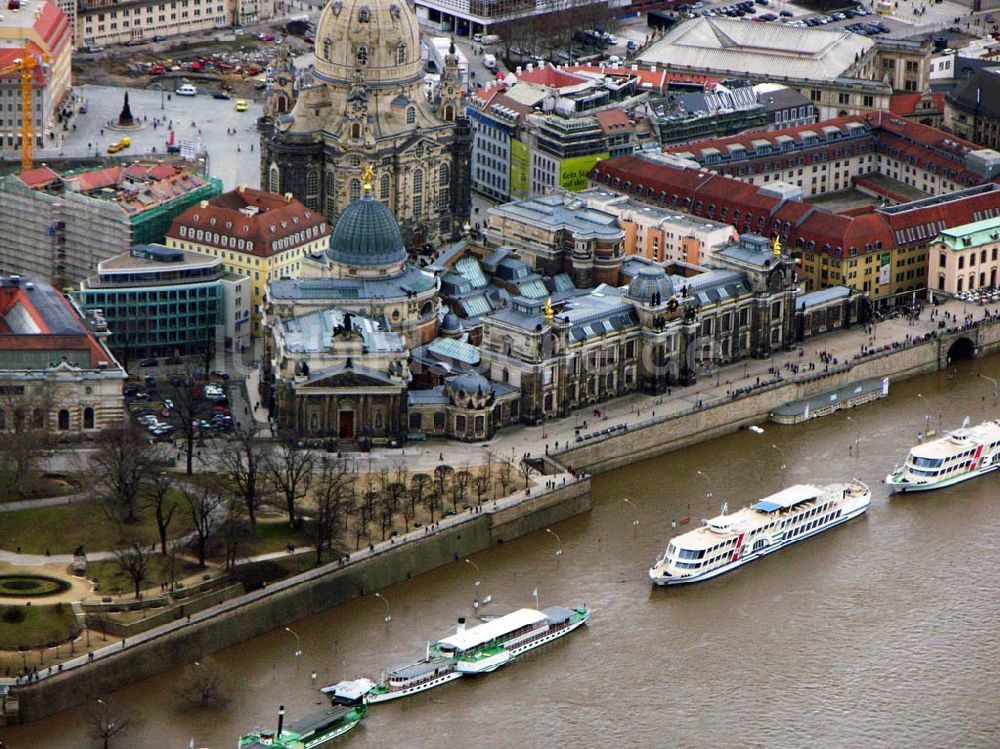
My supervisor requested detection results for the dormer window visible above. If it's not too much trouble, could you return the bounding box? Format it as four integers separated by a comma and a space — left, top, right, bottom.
323, 38, 332, 59
397, 42, 406, 65
356, 44, 368, 66
358, 5, 370, 22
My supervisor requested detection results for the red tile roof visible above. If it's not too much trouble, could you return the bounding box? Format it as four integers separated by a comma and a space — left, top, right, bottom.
66, 166, 123, 193
591, 154, 1000, 258
166, 187, 330, 258
514, 65, 590, 89
888, 91, 945, 116
18, 165, 60, 189
595, 108, 634, 134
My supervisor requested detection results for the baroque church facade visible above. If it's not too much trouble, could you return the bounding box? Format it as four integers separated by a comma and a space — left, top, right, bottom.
259, 0, 472, 251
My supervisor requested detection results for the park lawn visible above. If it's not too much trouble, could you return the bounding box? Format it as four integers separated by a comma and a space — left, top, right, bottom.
87, 556, 205, 597
220, 518, 315, 560
0, 496, 193, 556
0, 604, 79, 649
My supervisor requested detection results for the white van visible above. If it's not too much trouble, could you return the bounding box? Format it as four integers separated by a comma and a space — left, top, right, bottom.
176, 84, 197, 96
483, 53, 496, 70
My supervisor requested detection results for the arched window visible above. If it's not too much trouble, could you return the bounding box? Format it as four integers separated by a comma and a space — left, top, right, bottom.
269, 164, 279, 193
349, 178, 362, 202
380, 173, 391, 201
0, 410, 6, 430
323, 38, 332, 59
444, 105, 454, 121
356, 45, 368, 66
413, 169, 423, 194
83, 407, 95, 429
326, 171, 335, 197
310, 413, 319, 431
31, 408, 45, 430
306, 169, 319, 196
351, 122, 361, 138
439, 163, 450, 187
406, 107, 416, 125
57, 409, 70, 431
397, 42, 406, 65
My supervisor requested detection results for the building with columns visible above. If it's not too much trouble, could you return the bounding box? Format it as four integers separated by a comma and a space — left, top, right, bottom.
259, 0, 471, 251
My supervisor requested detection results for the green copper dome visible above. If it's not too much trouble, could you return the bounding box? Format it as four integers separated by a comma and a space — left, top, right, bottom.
328, 195, 406, 267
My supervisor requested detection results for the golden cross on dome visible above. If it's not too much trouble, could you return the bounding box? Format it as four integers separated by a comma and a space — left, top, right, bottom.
362, 163, 375, 192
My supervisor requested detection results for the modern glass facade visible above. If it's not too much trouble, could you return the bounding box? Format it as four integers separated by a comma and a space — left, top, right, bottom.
75, 282, 224, 360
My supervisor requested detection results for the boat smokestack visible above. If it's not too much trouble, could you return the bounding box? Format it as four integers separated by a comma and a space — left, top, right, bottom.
457, 617, 466, 634
277, 705, 285, 735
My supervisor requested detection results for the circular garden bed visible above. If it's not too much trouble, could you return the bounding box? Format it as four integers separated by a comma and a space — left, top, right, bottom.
0, 574, 71, 598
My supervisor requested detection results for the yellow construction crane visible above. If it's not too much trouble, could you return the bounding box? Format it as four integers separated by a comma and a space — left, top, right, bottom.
0, 53, 51, 171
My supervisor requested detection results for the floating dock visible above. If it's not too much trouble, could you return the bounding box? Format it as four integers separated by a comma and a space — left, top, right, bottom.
769, 377, 889, 425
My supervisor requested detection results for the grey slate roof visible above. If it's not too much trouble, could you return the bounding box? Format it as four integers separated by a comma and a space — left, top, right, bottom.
796, 285, 852, 310
278, 308, 405, 354
269, 264, 436, 302
408, 386, 450, 405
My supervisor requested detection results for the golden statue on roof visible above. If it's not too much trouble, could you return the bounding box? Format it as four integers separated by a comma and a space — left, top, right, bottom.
771, 236, 782, 256
362, 163, 375, 193
544, 297, 554, 323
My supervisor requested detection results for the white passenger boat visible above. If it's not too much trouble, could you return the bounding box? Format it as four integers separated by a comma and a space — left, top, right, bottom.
324, 606, 590, 704
648, 481, 871, 586
886, 419, 1000, 493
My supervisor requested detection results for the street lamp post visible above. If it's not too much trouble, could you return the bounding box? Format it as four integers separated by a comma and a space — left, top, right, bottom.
545, 528, 563, 557
622, 497, 640, 529
846, 415, 861, 455
374, 592, 392, 623
463, 558, 481, 609
696, 470, 713, 501
916, 393, 931, 438
283, 627, 302, 657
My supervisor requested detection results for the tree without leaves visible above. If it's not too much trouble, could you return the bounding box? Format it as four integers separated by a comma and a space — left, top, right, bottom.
425, 491, 441, 524
433, 464, 453, 506
88, 697, 132, 749
409, 473, 431, 517
91, 425, 152, 524
472, 474, 491, 507
172, 656, 232, 709
112, 540, 151, 600
168, 367, 205, 476
267, 437, 315, 528
401, 495, 416, 532
451, 469, 472, 511
518, 457, 534, 490
144, 473, 177, 556
0, 390, 52, 499
183, 480, 224, 567
221, 495, 250, 571
218, 427, 270, 536
496, 458, 514, 497
378, 493, 394, 541
313, 457, 353, 564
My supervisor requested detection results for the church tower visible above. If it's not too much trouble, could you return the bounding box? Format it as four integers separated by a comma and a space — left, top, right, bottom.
437, 39, 462, 124
259, 0, 471, 251
265, 40, 296, 119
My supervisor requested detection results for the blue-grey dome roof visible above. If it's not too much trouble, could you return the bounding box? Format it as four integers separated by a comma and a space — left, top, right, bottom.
441, 311, 461, 334
328, 194, 406, 267
626, 266, 675, 306
448, 372, 490, 396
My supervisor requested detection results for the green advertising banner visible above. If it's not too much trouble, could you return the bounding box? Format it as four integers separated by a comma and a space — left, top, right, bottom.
559, 153, 608, 192
510, 140, 530, 198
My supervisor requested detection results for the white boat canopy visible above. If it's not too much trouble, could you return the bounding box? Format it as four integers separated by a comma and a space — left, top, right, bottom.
436, 608, 547, 653
752, 484, 821, 513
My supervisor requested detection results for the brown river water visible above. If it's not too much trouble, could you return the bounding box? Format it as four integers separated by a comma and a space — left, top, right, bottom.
2, 359, 999, 749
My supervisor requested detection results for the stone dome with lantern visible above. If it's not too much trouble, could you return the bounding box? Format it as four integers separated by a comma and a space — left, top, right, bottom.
259, 0, 471, 252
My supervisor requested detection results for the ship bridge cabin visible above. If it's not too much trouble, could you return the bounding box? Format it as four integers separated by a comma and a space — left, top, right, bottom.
435, 609, 547, 655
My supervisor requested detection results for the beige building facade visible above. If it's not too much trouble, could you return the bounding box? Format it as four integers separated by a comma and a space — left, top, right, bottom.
930, 216, 1000, 295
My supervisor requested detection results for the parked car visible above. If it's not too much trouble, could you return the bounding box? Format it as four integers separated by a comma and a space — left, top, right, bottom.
175, 84, 197, 96
258, 33, 276, 42
139, 357, 159, 367
235, 99, 249, 112
153, 35, 166, 42
165, 356, 182, 365
210, 370, 230, 380
780, 9, 793, 16
212, 91, 231, 100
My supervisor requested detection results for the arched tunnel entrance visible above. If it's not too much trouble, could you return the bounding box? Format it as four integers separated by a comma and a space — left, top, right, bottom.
947, 337, 976, 362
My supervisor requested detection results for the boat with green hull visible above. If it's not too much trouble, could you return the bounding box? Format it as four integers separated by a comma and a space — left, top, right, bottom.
238, 704, 367, 749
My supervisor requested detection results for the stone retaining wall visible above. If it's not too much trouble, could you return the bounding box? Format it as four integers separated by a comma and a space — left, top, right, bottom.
9, 479, 591, 724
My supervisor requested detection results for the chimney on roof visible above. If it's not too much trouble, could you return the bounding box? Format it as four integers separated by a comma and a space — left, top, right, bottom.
200, 200, 208, 208
238, 184, 246, 192
284, 192, 292, 202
